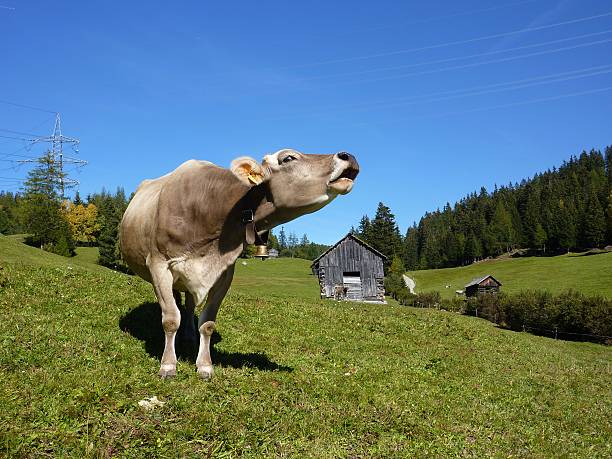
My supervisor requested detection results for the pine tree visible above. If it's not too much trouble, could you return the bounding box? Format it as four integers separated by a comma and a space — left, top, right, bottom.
268, 229, 280, 250
464, 231, 482, 264
356, 215, 372, 243
389, 255, 405, 275
368, 202, 402, 267
607, 191, 612, 245
97, 189, 130, 271
556, 199, 577, 252
19, 151, 75, 256
73, 191, 83, 206
0, 192, 21, 234
403, 225, 419, 270
533, 223, 547, 252
583, 187, 606, 247
488, 201, 515, 253
278, 227, 287, 249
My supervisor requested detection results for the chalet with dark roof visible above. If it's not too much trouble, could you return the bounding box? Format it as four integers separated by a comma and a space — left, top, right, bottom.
464, 275, 502, 297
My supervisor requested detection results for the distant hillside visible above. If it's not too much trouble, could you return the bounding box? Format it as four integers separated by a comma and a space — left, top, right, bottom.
355, 147, 612, 271
408, 251, 612, 299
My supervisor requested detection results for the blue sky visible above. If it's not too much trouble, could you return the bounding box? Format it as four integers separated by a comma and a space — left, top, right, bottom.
1, 0, 611, 244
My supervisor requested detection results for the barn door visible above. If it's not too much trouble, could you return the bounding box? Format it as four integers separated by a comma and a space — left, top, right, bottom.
343, 271, 362, 300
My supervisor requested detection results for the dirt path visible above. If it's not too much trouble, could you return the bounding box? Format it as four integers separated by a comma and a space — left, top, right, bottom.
402, 274, 415, 294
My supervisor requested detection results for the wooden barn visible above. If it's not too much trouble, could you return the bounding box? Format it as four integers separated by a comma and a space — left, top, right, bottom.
464, 275, 502, 297
311, 233, 386, 302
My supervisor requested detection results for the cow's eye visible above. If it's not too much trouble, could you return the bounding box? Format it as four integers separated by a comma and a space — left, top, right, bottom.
281, 155, 296, 164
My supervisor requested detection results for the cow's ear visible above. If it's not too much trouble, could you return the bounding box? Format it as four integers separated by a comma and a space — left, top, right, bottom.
230, 156, 266, 186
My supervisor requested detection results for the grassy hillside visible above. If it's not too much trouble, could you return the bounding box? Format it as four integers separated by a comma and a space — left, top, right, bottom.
1, 235, 611, 457
408, 252, 612, 299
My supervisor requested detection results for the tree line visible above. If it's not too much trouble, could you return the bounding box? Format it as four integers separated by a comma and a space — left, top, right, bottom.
0, 151, 129, 269
242, 227, 328, 260
355, 147, 612, 270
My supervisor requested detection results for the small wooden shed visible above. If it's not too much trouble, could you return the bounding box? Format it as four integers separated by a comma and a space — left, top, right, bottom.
464, 275, 502, 297
311, 233, 386, 302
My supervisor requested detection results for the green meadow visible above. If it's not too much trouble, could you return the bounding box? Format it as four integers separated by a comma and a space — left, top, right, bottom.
408, 251, 612, 299
1, 235, 610, 457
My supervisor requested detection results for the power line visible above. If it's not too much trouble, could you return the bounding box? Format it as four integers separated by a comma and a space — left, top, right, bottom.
325, 37, 612, 87
0, 134, 33, 142
0, 128, 46, 137
0, 99, 56, 114
0, 144, 36, 160
300, 29, 612, 82
344, 64, 612, 108
281, 11, 612, 69
367, 85, 612, 125
362, 67, 612, 111
349, 0, 543, 35
262, 64, 612, 121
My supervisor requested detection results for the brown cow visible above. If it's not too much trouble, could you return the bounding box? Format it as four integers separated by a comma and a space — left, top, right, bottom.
120, 149, 359, 378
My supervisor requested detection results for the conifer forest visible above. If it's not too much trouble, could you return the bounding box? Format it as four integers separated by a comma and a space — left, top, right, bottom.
355, 146, 612, 270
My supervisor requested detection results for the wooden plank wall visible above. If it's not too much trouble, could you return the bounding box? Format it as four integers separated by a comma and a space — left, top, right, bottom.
315, 237, 384, 300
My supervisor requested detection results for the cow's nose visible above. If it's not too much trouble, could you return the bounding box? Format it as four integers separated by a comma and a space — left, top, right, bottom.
336, 151, 354, 162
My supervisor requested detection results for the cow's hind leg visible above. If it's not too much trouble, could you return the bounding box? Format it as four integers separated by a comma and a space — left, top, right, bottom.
196, 264, 235, 380
150, 265, 181, 378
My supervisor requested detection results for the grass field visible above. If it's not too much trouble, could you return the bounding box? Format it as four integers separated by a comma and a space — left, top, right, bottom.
1, 235, 611, 457
408, 251, 612, 299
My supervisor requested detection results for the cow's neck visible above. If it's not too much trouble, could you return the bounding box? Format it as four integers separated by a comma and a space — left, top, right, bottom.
242, 183, 276, 231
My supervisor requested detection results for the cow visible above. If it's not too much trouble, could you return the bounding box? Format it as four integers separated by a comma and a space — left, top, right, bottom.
120, 148, 359, 378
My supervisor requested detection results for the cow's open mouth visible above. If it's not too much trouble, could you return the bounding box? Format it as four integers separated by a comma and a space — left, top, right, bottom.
328, 165, 358, 195
330, 166, 359, 184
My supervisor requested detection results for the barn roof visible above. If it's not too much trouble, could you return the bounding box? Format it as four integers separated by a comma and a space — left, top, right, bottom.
465, 275, 502, 288
311, 233, 387, 266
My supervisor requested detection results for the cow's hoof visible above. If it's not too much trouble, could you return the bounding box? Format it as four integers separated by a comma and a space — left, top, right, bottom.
159, 365, 176, 379
197, 366, 214, 380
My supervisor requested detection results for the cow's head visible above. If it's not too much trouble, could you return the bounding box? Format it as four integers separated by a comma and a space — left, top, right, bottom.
231, 149, 359, 216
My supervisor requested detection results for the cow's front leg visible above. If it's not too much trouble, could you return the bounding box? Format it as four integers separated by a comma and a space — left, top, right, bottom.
196, 265, 235, 380
150, 265, 181, 378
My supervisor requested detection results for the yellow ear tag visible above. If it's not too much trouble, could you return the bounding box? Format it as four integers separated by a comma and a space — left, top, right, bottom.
247, 172, 263, 185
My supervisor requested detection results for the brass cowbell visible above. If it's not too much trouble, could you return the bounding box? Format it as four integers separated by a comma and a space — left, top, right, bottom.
254, 245, 269, 258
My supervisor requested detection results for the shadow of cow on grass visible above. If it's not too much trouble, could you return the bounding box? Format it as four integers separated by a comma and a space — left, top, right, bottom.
119, 302, 292, 373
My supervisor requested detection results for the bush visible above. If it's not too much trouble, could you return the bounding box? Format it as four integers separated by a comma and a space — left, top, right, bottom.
465, 290, 612, 343
465, 292, 507, 324
440, 296, 466, 313
413, 291, 441, 308
394, 288, 415, 306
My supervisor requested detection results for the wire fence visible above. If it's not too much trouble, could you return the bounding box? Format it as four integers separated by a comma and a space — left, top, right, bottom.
470, 308, 611, 344
521, 324, 612, 342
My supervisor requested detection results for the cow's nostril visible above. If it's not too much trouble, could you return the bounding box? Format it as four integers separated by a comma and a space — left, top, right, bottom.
337, 152, 350, 161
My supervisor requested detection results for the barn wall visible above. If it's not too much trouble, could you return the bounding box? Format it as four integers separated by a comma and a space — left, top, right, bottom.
316, 237, 384, 301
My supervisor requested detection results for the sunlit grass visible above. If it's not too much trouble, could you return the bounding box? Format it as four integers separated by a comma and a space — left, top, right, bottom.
1, 235, 610, 457
408, 252, 612, 298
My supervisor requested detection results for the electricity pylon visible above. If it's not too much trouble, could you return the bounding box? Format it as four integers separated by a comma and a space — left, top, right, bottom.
19, 112, 87, 198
